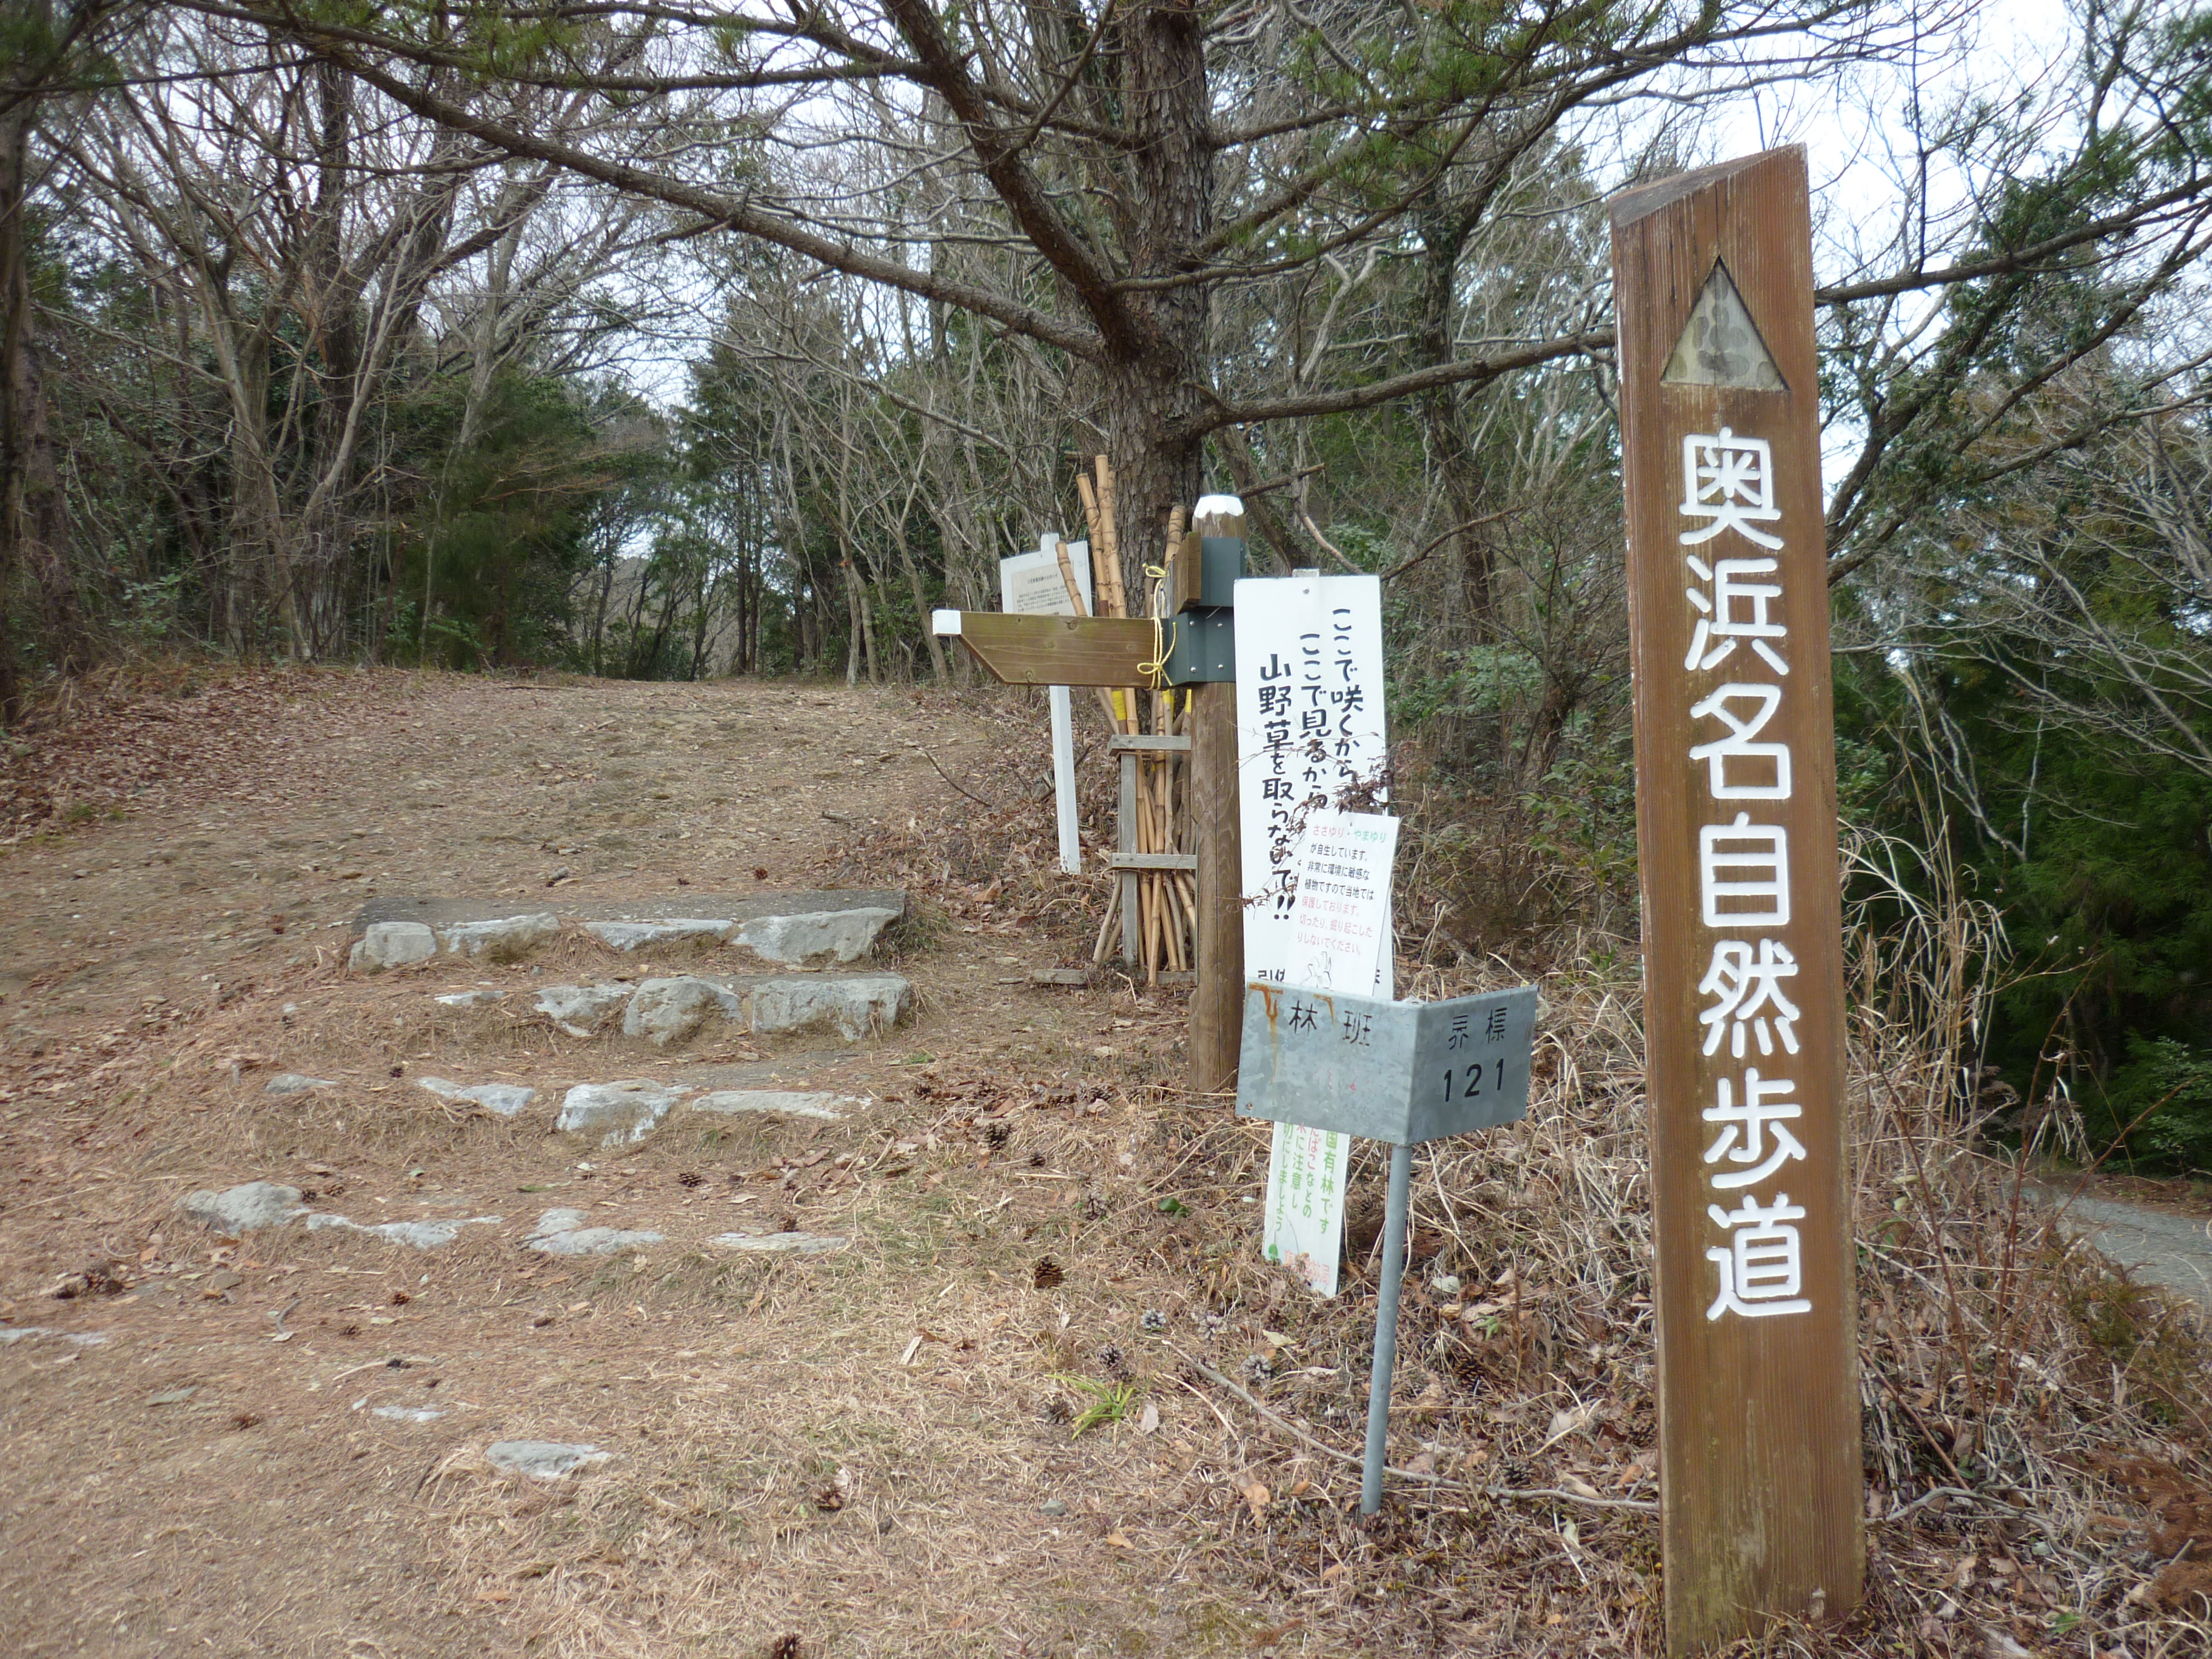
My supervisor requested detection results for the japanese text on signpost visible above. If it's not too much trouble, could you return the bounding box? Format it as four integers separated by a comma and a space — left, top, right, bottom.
1677, 429, 1817, 1321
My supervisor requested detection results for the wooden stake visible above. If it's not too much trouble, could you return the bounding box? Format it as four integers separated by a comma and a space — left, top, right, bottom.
1075, 474, 1104, 578
1053, 539, 1087, 614
1094, 456, 1125, 618
1137, 794, 1159, 979
1161, 871, 1188, 971
1188, 500, 1245, 1091
1091, 874, 1122, 965
1056, 538, 1122, 726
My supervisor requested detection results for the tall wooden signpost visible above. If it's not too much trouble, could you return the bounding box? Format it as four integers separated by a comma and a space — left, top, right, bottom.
1610, 147, 1862, 1651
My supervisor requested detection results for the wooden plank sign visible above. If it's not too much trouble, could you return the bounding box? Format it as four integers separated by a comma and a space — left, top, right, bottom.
1609, 145, 1862, 1651
931, 611, 1156, 688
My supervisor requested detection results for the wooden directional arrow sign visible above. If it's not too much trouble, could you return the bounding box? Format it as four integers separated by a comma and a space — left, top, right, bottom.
931, 610, 1157, 689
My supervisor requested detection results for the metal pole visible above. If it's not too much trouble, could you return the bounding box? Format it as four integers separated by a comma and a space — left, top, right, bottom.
1361, 1141, 1413, 1515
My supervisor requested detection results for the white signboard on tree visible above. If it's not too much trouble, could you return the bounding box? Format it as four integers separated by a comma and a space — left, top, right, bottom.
999, 537, 1094, 874
1234, 575, 1390, 1296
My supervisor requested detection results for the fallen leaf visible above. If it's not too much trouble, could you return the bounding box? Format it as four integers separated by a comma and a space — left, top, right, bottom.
1241, 1481, 1270, 1523
1540, 1402, 1597, 1449
1106, 1531, 1132, 1549
1138, 1399, 1159, 1435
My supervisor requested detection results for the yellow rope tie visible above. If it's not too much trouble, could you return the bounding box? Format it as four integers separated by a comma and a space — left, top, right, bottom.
1138, 563, 1175, 686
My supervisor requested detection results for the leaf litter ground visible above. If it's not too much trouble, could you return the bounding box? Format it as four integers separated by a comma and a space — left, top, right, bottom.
0, 666, 2205, 1657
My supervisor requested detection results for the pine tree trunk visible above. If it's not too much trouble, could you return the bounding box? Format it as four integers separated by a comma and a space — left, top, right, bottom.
1099, 0, 1213, 588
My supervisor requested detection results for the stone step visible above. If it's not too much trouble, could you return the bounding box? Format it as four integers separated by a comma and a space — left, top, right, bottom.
349, 889, 904, 971
523, 972, 912, 1047
173, 1184, 849, 1260
555, 1079, 867, 1147
524, 1208, 664, 1256
178, 1182, 504, 1250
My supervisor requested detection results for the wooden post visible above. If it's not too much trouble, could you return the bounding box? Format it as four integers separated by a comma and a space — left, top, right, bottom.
1188, 499, 1245, 1093
1610, 146, 1862, 1652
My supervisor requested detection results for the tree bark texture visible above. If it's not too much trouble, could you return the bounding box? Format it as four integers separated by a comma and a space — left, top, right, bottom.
1102, 0, 1211, 589
0, 56, 89, 694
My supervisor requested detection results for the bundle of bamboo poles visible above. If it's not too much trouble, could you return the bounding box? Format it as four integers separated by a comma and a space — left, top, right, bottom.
1069, 455, 1198, 982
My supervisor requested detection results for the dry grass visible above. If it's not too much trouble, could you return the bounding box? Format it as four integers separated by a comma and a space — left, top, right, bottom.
829, 724, 2212, 1657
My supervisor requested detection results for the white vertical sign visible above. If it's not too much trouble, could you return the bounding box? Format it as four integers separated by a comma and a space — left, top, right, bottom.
1233, 576, 1390, 1298
1233, 574, 1389, 974
1000, 537, 1093, 874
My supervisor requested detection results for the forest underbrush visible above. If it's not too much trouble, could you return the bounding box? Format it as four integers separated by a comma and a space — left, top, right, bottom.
843, 691, 2212, 1655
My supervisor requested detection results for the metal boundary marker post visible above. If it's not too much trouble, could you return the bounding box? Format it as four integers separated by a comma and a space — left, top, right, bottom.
1237, 980, 1538, 1510
1361, 1142, 1413, 1515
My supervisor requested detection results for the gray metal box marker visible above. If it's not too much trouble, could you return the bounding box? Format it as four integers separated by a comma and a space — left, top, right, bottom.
1196, 536, 1245, 608
1235, 983, 1538, 1145
1160, 610, 1236, 685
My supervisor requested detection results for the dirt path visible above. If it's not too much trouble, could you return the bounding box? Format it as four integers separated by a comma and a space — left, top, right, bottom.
2, 670, 1269, 1659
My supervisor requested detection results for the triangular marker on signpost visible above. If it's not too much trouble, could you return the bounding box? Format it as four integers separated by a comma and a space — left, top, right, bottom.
1661, 259, 1786, 392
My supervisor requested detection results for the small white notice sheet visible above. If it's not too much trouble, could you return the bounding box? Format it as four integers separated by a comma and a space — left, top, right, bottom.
1285, 809, 1398, 997
1261, 809, 1398, 1296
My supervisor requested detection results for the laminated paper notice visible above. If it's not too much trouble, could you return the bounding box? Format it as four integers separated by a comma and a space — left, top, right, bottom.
1260, 809, 1398, 1296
